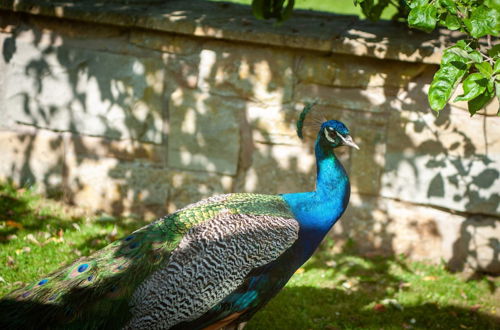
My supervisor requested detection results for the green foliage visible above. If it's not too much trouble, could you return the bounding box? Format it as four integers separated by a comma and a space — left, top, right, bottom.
408, 2, 438, 33
428, 44, 471, 112
252, 0, 295, 22
250, 0, 500, 116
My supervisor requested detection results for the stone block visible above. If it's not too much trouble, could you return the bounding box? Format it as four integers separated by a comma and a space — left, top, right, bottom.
65, 155, 170, 217
296, 53, 427, 88
381, 106, 500, 216
0, 129, 64, 194
163, 53, 200, 90
294, 83, 399, 113
168, 89, 241, 175
247, 103, 349, 147
237, 142, 316, 195
63, 133, 164, 164
246, 103, 298, 145
166, 169, 233, 213
446, 217, 500, 273
0, 33, 7, 127
197, 41, 294, 104
64, 155, 232, 217
130, 30, 201, 55
3, 31, 165, 143
344, 111, 388, 195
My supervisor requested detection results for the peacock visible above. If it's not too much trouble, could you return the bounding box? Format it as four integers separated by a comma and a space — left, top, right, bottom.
0, 104, 359, 329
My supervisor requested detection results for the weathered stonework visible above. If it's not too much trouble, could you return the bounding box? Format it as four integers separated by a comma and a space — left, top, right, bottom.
2, 31, 165, 143
0, 0, 498, 273
294, 83, 400, 113
333, 193, 500, 273
381, 106, 500, 216
167, 89, 242, 175
197, 41, 294, 104
166, 169, 233, 213
296, 53, 427, 88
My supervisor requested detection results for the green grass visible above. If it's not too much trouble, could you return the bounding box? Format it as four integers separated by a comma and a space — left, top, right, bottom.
0, 182, 148, 296
208, 0, 398, 20
1, 182, 499, 329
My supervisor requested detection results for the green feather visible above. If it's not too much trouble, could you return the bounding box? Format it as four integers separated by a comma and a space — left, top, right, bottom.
296, 101, 317, 140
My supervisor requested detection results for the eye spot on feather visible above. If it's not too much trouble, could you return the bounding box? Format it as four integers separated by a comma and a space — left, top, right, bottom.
87, 275, 94, 282
124, 235, 135, 241
38, 279, 48, 286
48, 294, 58, 301
78, 264, 89, 273
20, 291, 31, 299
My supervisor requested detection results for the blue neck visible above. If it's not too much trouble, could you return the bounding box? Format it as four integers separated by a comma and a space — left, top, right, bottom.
282, 140, 350, 263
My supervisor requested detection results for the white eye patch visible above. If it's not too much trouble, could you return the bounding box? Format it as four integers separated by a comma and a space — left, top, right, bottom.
324, 128, 337, 143
324, 128, 350, 144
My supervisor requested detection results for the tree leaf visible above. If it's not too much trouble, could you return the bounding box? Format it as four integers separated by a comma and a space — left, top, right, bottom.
495, 81, 500, 115
486, 0, 500, 11
447, 48, 470, 59
468, 51, 483, 63
454, 73, 488, 102
475, 62, 493, 77
407, 0, 428, 9
489, 44, 500, 58
444, 14, 461, 30
252, 0, 295, 22
280, 0, 295, 22
447, 48, 482, 63
360, 0, 391, 21
439, 0, 458, 14
252, 0, 268, 20
408, 4, 438, 33
428, 47, 470, 111
468, 88, 494, 115
464, 5, 500, 38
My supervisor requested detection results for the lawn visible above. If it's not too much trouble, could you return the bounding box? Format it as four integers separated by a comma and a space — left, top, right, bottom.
0, 182, 499, 329
208, 0, 398, 20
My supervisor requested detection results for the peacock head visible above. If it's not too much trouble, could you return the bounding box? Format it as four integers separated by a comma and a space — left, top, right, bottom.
296, 102, 359, 150
319, 120, 359, 150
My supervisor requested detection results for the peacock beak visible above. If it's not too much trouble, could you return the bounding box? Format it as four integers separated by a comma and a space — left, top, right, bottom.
343, 135, 359, 150
336, 132, 360, 150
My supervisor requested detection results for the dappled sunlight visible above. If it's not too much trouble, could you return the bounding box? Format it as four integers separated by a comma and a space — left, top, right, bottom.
0, 0, 498, 327
1, 0, 498, 273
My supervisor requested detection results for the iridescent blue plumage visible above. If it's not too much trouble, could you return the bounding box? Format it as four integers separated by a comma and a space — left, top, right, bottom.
283, 119, 354, 261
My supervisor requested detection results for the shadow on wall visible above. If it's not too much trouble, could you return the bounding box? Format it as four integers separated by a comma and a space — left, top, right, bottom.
0, 0, 498, 307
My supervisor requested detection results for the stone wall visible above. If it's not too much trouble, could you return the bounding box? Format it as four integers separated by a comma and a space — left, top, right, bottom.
0, 0, 499, 273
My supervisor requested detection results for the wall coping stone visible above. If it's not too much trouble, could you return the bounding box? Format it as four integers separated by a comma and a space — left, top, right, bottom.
0, 0, 463, 64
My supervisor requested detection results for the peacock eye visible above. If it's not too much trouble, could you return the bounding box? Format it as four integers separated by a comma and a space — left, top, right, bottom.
324, 127, 337, 143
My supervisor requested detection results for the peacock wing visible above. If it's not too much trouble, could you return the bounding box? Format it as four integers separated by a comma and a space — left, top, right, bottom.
125, 194, 299, 329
